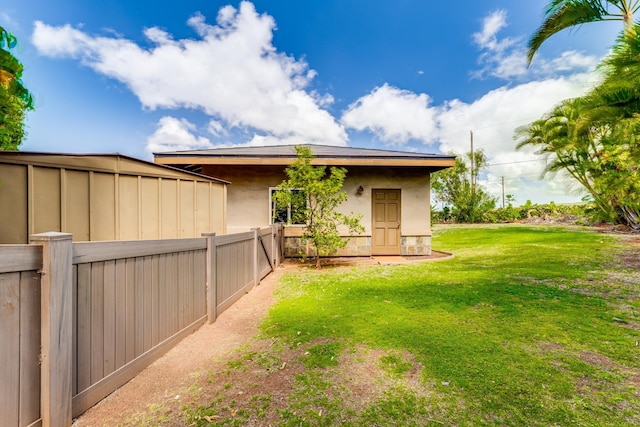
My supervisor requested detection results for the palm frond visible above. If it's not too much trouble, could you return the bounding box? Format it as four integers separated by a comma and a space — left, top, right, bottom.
528, 1, 608, 64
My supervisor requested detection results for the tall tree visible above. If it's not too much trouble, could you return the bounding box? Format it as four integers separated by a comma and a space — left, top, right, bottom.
527, 0, 640, 65
516, 91, 640, 229
0, 26, 34, 150
432, 150, 496, 223
515, 99, 613, 217
273, 146, 364, 268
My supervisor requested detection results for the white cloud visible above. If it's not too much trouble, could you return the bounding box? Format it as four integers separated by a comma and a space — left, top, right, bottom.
472, 10, 516, 53
342, 73, 596, 204
341, 84, 438, 145
434, 74, 597, 204
207, 120, 226, 137
146, 116, 213, 154
337, 10, 604, 205
472, 10, 598, 81
32, 1, 347, 147
536, 50, 600, 74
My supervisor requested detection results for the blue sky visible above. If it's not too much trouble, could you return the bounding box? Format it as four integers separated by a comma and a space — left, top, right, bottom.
1, 1, 624, 204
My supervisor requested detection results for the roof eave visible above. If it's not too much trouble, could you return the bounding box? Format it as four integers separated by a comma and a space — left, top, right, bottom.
154, 156, 456, 168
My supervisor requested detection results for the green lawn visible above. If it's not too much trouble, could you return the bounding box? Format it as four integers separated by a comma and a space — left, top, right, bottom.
185, 225, 640, 426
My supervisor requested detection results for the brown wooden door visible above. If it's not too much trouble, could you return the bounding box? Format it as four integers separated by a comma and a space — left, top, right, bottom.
371, 189, 401, 255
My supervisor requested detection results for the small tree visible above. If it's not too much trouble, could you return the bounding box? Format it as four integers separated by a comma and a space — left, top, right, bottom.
273, 145, 364, 268
431, 150, 496, 223
0, 26, 34, 150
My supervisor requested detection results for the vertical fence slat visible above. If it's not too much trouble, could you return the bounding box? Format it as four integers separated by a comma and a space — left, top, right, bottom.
187, 250, 194, 324
134, 257, 144, 357
151, 255, 159, 347
76, 264, 92, 393
179, 252, 186, 329
19, 270, 41, 425
0, 272, 20, 426
91, 262, 104, 385
103, 260, 116, 377
169, 252, 179, 335
196, 249, 206, 317
71, 265, 78, 397
143, 256, 152, 352
252, 228, 258, 287
114, 259, 126, 370
158, 253, 168, 341
125, 259, 136, 363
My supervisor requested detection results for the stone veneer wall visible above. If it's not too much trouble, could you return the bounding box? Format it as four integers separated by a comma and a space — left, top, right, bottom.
284, 234, 432, 257
284, 235, 372, 257
401, 235, 432, 256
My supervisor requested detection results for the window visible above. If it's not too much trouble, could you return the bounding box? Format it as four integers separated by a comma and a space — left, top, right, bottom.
269, 187, 306, 225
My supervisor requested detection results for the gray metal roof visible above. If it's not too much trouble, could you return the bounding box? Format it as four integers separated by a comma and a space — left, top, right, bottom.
0, 150, 230, 184
154, 144, 454, 161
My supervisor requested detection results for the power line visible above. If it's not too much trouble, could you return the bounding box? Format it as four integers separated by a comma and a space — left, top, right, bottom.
486, 158, 546, 167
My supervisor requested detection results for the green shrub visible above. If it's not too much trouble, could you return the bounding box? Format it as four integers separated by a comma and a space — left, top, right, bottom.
433, 201, 598, 225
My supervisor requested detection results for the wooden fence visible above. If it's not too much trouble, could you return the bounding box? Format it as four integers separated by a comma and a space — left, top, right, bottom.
0, 224, 282, 427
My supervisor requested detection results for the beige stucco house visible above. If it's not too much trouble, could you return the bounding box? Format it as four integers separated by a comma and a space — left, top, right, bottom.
154, 145, 455, 256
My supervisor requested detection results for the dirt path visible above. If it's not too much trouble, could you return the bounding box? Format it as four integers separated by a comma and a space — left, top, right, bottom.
73, 264, 292, 427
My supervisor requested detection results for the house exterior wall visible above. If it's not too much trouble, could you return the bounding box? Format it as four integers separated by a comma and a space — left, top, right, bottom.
201, 165, 432, 256
0, 154, 227, 243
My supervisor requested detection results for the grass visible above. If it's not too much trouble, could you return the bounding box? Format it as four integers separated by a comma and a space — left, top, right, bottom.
167, 225, 639, 426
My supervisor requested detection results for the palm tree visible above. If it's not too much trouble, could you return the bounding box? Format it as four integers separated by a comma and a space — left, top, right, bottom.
516, 94, 640, 228
527, 0, 640, 65
515, 98, 605, 207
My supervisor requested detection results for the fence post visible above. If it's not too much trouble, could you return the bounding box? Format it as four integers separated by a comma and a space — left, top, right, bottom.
30, 232, 73, 427
252, 227, 259, 286
202, 232, 217, 324
273, 224, 282, 267
270, 224, 276, 267
278, 223, 283, 264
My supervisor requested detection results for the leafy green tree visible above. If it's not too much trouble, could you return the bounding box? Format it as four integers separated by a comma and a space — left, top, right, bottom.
525, 3, 640, 228
273, 146, 364, 268
0, 26, 34, 150
515, 99, 605, 206
527, 0, 640, 65
516, 92, 640, 229
431, 150, 496, 223
583, 28, 640, 229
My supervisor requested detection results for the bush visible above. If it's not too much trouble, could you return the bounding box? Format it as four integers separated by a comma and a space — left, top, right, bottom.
433, 201, 598, 225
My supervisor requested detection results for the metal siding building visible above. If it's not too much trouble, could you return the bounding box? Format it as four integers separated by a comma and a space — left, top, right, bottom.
0, 152, 228, 244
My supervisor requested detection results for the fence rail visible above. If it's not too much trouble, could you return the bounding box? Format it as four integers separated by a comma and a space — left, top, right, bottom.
0, 224, 282, 427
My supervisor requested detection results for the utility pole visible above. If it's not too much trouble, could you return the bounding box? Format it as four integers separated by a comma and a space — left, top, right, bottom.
501, 176, 505, 208
470, 130, 474, 195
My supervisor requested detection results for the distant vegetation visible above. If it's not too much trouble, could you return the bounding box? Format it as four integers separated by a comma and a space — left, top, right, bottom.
432, 201, 599, 227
